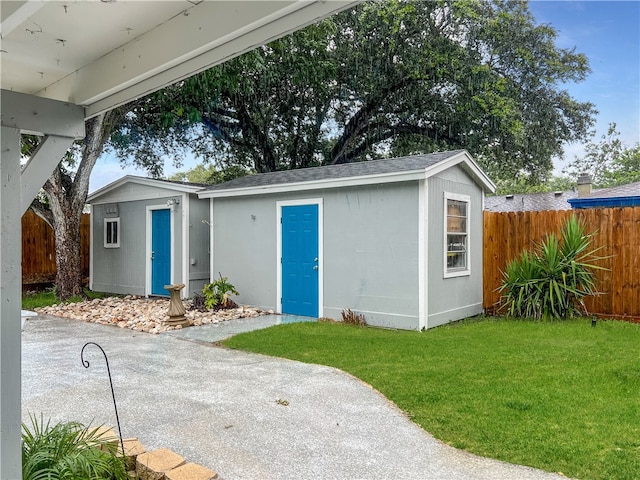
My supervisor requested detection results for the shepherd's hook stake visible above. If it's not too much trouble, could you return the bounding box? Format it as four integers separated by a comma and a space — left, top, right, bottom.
81, 342, 125, 462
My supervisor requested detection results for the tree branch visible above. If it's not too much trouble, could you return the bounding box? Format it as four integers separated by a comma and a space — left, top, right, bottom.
329, 76, 423, 164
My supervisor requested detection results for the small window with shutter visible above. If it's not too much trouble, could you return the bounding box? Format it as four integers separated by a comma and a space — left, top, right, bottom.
104, 218, 120, 248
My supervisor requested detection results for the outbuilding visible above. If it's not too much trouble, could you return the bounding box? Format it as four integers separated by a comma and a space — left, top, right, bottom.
87, 176, 210, 298
198, 150, 496, 330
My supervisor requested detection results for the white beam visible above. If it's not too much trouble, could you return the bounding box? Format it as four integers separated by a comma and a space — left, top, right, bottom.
36, 1, 356, 118
0, 126, 22, 479
1, 89, 85, 137
21, 135, 75, 214
0, 0, 47, 37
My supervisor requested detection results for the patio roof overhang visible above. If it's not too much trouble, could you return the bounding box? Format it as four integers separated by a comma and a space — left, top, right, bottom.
1, 0, 355, 117
0, 1, 358, 476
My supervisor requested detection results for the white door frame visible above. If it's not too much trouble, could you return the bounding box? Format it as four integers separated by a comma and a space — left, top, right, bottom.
276, 198, 324, 316
145, 205, 175, 297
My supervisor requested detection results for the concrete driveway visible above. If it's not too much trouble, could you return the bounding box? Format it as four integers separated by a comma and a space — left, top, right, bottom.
22, 315, 568, 480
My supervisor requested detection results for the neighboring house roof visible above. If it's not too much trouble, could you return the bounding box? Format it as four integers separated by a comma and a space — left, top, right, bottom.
568, 181, 640, 209
485, 190, 580, 212
88, 175, 206, 204
198, 150, 496, 199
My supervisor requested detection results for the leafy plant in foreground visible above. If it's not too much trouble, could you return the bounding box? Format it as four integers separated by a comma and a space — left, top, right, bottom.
202, 274, 239, 310
499, 215, 605, 319
22, 414, 126, 480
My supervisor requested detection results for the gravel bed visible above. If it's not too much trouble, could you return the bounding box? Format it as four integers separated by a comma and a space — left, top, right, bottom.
34, 295, 269, 334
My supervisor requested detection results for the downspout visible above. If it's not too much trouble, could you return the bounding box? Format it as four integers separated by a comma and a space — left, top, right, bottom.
181, 192, 189, 298
418, 177, 428, 330
209, 198, 215, 283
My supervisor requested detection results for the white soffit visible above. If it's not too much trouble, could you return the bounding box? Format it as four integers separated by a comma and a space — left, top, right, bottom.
1, 0, 357, 118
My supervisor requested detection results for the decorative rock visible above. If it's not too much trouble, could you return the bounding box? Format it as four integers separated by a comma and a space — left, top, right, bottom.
165, 463, 218, 480
34, 296, 265, 334
119, 437, 146, 471
82, 425, 118, 451
136, 448, 186, 480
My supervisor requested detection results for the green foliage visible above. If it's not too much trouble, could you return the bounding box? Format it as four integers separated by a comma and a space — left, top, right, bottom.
167, 163, 251, 185
202, 274, 239, 309
499, 215, 604, 319
601, 143, 640, 187
22, 289, 111, 310
224, 319, 640, 480
493, 174, 575, 195
112, 0, 595, 183
22, 414, 126, 480
564, 122, 640, 187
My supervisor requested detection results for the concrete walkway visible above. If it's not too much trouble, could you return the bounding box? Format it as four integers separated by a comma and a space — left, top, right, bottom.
22, 315, 569, 480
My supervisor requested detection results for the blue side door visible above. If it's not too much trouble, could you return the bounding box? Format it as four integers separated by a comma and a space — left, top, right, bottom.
281, 204, 319, 317
151, 209, 171, 296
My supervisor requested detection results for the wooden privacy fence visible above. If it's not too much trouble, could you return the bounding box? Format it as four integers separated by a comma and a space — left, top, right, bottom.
22, 210, 90, 286
483, 207, 640, 321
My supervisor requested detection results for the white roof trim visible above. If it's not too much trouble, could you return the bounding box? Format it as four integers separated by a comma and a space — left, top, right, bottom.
198, 151, 496, 199
424, 151, 496, 193
88, 175, 203, 203
198, 170, 428, 199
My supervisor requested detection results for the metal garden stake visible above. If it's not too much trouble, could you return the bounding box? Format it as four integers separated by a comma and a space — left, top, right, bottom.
81, 342, 125, 461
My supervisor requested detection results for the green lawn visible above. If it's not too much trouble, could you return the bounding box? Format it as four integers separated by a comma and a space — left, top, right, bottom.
22, 289, 111, 310
224, 318, 640, 480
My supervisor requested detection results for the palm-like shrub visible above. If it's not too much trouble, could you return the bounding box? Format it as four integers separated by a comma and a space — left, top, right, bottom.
202, 274, 239, 310
499, 215, 604, 320
22, 414, 126, 480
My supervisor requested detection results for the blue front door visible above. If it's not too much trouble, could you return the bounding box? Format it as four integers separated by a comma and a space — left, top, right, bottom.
151, 209, 171, 296
281, 204, 319, 317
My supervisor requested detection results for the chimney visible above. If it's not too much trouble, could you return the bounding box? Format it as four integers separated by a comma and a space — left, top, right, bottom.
577, 173, 592, 197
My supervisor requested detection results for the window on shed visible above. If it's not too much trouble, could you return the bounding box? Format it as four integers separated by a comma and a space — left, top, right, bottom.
104, 218, 120, 248
444, 192, 470, 278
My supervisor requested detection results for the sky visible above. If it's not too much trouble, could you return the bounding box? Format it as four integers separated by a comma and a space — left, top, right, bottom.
88, 0, 640, 193
527, 0, 640, 174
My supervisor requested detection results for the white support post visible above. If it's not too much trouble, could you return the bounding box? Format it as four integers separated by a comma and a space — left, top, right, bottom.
0, 126, 23, 479
0, 90, 84, 479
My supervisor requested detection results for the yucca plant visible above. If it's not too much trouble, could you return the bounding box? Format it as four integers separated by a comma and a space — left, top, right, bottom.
22, 414, 126, 480
499, 215, 605, 320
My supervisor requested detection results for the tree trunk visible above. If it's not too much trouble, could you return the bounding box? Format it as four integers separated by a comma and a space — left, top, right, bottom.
29, 108, 126, 301
53, 205, 84, 298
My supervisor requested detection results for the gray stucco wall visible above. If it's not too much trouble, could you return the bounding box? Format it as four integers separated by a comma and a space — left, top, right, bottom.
91, 198, 183, 296
322, 183, 420, 329
188, 195, 211, 295
211, 182, 421, 330
211, 196, 279, 309
426, 166, 484, 327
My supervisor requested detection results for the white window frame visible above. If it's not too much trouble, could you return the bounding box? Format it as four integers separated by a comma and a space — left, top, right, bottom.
443, 192, 470, 278
104, 217, 120, 248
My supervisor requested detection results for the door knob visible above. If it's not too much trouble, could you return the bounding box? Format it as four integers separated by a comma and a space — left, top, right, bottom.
313, 265, 318, 270
314, 258, 318, 262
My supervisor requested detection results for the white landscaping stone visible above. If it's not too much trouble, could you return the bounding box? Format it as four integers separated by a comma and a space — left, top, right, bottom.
35, 296, 265, 334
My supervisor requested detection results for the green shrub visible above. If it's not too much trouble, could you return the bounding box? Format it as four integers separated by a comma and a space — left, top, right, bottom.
499, 215, 605, 320
202, 274, 239, 310
22, 414, 126, 480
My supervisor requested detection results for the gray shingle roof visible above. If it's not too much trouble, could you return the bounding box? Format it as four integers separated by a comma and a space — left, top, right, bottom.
580, 181, 640, 199
485, 181, 640, 212
485, 191, 579, 212
199, 150, 467, 192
